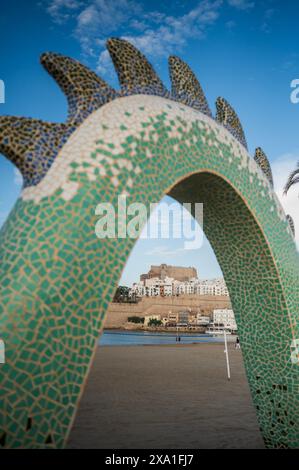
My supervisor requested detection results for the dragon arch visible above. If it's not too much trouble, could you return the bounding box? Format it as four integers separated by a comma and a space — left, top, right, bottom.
0, 38, 298, 449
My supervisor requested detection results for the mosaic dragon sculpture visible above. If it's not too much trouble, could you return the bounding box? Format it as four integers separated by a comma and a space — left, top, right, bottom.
0, 38, 298, 449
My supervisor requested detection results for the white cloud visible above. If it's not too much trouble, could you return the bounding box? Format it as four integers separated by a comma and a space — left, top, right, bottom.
97, 0, 223, 73
46, 0, 259, 74
46, 0, 224, 74
123, 1, 222, 54
14, 168, 23, 187
260, 8, 277, 34
272, 154, 299, 249
75, 0, 142, 57
225, 20, 236, 29
47, 0, 83, 24
76, 0, 140, 36
227, 0, 254, 10
97, 49, 113, 76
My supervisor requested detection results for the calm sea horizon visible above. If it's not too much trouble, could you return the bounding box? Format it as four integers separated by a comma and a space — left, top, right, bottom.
99, 329, 231, 346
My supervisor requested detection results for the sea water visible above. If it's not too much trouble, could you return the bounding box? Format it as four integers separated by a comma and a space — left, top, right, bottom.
99, 330, 228, 346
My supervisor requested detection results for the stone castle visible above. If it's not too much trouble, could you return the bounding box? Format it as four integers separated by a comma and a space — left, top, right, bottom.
140, 264, 198, 282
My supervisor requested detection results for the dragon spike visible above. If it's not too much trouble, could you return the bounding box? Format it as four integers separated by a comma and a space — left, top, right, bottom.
216, 97, 248, 150
286, 215, 295, 238
106, 38, 168, 97
254, 147, 274, 187
0, 116, 69, 187
169, 56, 212, 117
284, 162, 299, 195
41, 52, 117, 126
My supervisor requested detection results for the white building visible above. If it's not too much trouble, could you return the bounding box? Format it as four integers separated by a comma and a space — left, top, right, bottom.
130, 276, 229, 298
131, 282, 146, 297
196, 314, 211, 326
196, 278, 229, 296
213, 308, 237, 332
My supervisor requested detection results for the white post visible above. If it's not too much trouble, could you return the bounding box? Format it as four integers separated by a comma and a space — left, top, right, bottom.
0, 80, 5, 104
0, 339, 5, 364
224, 330, 231, 381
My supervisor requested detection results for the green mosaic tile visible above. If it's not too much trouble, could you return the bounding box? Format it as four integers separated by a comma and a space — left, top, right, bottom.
0, 39, 298, 449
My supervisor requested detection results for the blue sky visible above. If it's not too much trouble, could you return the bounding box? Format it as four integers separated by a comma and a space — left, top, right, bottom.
0, 0, 298, 286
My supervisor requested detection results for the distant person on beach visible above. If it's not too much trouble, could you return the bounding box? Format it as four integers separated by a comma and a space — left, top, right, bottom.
235, 336, 240, 349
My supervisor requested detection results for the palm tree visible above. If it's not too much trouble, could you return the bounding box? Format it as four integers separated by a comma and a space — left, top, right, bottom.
284, 162, 299, 195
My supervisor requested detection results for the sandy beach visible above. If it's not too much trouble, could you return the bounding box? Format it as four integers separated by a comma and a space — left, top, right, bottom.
67, 343, 265, 449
